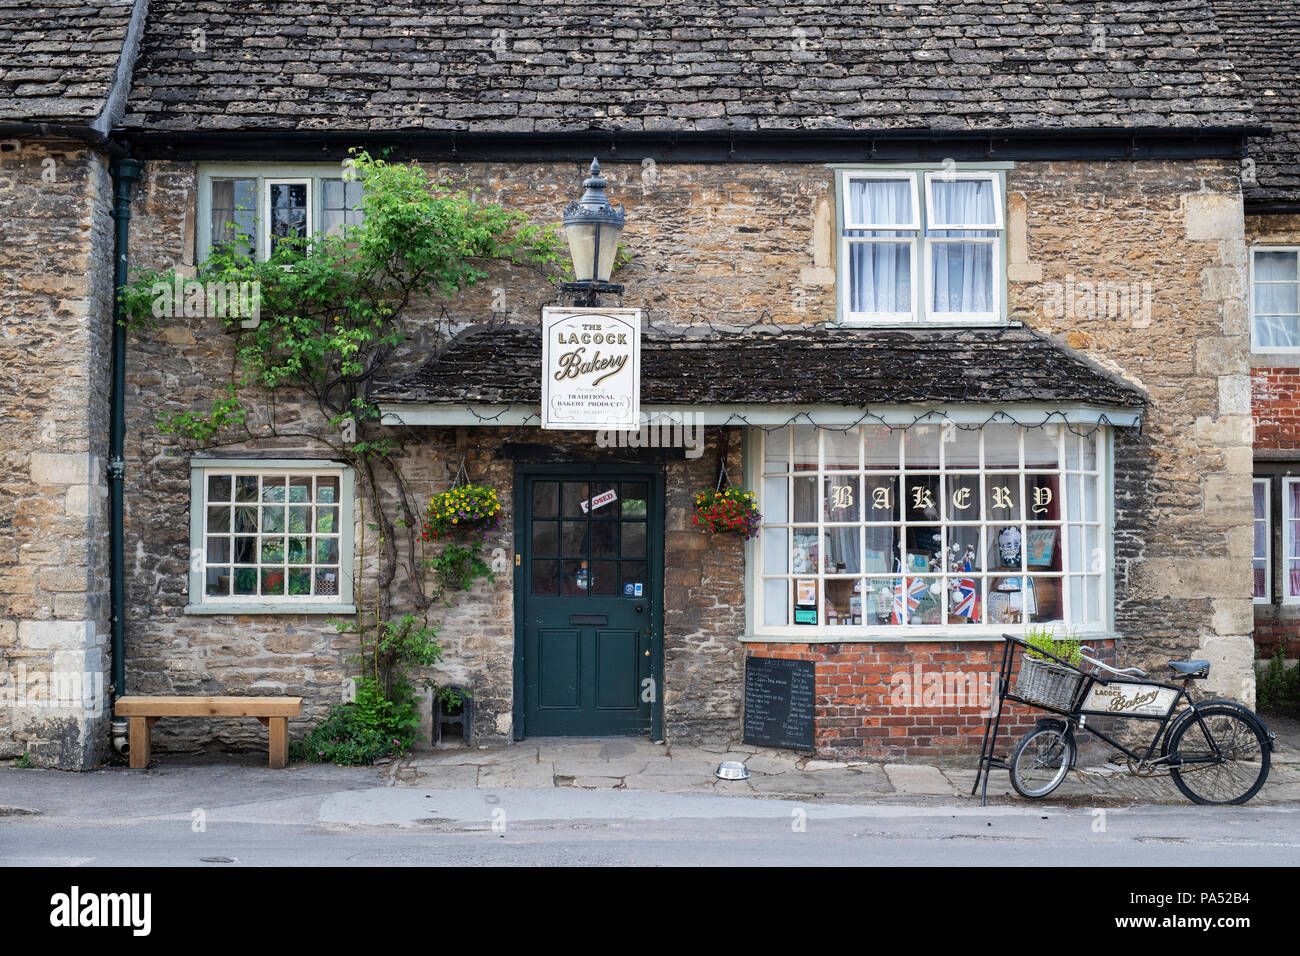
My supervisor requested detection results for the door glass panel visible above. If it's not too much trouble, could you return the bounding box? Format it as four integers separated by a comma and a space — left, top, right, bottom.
562, 521, 588, 555
621, 561, 647, 593
589, 560, 617, 595
621, 483, 647, 517
532, 521, 559, 556
531, 559, 559, 595
591, 520, 617, 559
586, 481, 618, 516
562, 482, 588, 517
533, 481, 559, 517
562, 559, 589, 595
621, 522, 646, 559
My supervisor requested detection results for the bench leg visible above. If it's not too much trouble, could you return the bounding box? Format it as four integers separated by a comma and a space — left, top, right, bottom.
267, 717, 288, 769
128, 716, 153, 769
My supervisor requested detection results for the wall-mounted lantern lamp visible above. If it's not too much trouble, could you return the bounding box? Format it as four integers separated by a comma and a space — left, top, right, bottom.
561, 158, 624, 307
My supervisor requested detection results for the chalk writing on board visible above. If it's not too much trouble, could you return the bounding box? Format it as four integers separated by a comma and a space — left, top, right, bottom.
743, 657, 815, 750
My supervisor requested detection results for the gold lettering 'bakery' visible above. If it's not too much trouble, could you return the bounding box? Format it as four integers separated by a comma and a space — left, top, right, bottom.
552, 347, 628, 387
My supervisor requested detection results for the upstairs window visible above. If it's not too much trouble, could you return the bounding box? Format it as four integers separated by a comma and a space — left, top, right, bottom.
838, 168, 1005, 325
199, 165, 364, 262
1251, 247, 1300, 351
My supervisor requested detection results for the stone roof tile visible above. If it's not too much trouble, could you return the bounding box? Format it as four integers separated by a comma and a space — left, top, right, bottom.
0, 0, 137, 124
1209, 0, 1300, 206
123, 1, 1255, 133
373, 323, 1148, 410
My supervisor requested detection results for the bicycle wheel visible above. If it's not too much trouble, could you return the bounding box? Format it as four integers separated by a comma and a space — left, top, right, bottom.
1167, 704, 1271, 805
1010, 725, 1076, 798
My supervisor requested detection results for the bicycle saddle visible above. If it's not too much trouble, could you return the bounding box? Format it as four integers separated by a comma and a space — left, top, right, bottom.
1167, 660, 1210, 679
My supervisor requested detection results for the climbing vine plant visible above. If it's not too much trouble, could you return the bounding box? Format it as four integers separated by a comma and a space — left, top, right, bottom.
122, 151, 567, 742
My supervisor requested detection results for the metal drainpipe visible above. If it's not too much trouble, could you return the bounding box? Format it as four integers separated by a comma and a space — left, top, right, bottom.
109, 157, 142, 755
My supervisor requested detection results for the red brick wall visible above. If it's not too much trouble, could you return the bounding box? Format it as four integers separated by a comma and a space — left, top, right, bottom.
1251, 618, 1300, 660
1250, 367, 1300, 658
746, 640, 1116, 760
1252, 368, 1300, 451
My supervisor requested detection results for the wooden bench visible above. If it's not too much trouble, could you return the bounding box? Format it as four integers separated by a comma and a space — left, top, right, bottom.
115, 696, 303, 769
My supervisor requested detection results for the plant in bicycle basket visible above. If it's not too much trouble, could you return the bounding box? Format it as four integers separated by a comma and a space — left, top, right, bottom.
692, 486, 762, 539
1023, 626, 1082, 668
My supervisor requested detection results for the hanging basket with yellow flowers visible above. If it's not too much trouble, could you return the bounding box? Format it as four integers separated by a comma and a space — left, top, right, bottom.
692, 486, 762, 539
421, 482, 502, 542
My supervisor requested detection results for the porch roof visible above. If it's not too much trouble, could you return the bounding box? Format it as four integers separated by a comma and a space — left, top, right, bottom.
372, 322, 1147, 423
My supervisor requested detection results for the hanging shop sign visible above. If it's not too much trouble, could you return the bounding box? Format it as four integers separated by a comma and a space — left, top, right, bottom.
541, 307, 641, 430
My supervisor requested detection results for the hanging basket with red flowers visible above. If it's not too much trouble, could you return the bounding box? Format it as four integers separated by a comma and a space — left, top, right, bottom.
692, 486, 762, 539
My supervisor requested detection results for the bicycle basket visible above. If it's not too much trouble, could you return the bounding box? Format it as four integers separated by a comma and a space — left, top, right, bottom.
1014, 653, 1083, 710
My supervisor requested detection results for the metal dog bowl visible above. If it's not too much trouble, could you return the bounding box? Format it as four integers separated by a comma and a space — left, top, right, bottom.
715, 761, 750, 780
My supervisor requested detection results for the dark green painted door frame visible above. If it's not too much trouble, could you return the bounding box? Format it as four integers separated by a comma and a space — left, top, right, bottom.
512, 463, 664, 740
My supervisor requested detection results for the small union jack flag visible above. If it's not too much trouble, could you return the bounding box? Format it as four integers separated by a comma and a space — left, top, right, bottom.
953, 559, 979, 619
891, 561, 908, 625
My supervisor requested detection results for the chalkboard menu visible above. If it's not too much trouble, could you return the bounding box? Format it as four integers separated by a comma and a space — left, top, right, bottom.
743, 657, 815, 750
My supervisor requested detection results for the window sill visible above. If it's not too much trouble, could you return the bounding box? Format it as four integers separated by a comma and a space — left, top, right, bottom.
184, 603, 357, 616
830, 318, 1007, 330
742, 630, 1116, 645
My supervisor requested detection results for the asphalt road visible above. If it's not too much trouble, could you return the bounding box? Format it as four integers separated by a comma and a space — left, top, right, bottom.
2, 763, 1298, 866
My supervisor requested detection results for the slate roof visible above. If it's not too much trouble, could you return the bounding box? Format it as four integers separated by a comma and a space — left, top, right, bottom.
372, 323, 1148, 410
1210, 0, 1300, 206
123, 0, 1254, 134
0, 0, 138, 124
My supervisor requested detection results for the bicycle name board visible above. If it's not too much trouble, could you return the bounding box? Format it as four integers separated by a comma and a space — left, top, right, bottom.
1080, 681, 1179, 717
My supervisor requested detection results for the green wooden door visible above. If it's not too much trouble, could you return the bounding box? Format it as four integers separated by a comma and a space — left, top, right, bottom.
516, 469, 661, 737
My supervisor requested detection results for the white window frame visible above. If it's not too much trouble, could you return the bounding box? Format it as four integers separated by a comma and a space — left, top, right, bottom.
1283, 477, 1300, 606
1254, 476, 1271, 604
1250, 246, 1300, 354
263, 178, 314, 260
186, 459, 357, 615
842, 170, 921, 230
835, 165, 1009, 327
922, 170, 1005, 230
747, 422, 1113, 640
196, 164, 363, 263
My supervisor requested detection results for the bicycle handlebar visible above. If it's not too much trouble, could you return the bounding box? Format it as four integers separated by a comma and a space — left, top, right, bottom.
1079, 645, 1146, 678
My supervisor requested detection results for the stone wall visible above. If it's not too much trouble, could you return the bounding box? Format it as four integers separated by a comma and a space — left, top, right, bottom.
1011, 161, 1255, 706
109, 155, 1252, 759
0, 139, 115, 768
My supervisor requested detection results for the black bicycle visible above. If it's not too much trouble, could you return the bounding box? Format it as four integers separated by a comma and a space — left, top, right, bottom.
975, 635, 1276, 806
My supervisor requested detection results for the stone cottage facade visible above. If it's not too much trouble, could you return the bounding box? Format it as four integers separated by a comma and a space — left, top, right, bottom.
0, 0, 1284, 768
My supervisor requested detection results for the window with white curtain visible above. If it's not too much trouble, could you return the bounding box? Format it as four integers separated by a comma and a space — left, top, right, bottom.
1251, 247, 1300, 351
1283, 477, 1300, 605
838, 168, 1005, 324
1254, 477, 1270, 603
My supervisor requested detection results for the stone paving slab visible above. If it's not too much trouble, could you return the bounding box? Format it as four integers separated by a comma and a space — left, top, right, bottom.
884, 764, 957, 796
379, 718, 1300, 806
